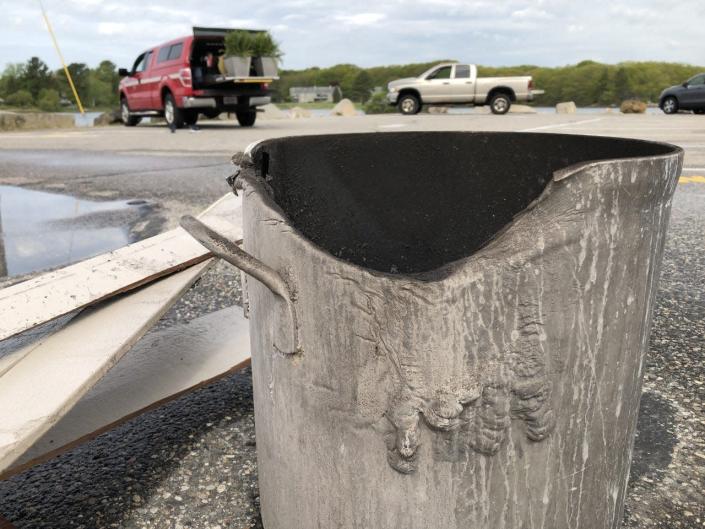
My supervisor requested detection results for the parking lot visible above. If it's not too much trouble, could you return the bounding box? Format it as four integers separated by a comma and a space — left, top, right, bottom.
0, 112, 703, 528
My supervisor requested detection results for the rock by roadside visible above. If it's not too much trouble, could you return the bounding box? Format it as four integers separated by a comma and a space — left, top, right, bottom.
331, 99, 356, 117
620, 99, 648, 114
259, 104, 287, 120
289, 107, 311, 119
556, 101, 577, 114
0, 111, 74, 131
93, 110, 122, 126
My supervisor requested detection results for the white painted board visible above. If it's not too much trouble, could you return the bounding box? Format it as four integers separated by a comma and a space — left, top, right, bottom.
0, 261, 212, 474
2, 306, 250, 479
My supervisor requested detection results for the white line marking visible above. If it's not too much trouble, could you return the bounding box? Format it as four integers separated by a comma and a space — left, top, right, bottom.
520, 118, 605, 132
683, 167, 705, 171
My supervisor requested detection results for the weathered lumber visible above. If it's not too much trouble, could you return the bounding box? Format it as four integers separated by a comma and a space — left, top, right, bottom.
0, 262, 211, 474
0, 314, 76, 378
1, 306, 250, 480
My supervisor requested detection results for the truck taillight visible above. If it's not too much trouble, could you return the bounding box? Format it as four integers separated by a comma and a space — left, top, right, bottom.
528, 79, 534, 90
262, 83, 269, 90
178, 68, 192, 88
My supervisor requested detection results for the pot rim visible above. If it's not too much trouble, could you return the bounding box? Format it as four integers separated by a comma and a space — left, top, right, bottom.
239, 131, 683, 283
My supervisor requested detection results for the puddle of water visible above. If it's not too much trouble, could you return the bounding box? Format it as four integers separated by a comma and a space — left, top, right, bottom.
0, 185, 154, 278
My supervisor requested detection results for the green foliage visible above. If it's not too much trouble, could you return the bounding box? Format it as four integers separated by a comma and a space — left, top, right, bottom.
23, 57, 53, 99
332, 85, 342, 103
86, 61, 119, 108
5, 89, 34, 107
274, 60, 705, 106
0, 57, 120, 110
0, 63, 27, 97
57, 63, 90, 101
37, 88, 60, 111
250, 32, 283, 61
272, 60, 446, 102
363, 91, 395, 114
479, 61, 704, 105
350, 70, 373, 102
224, 31, 254, 57
1, 55, 704, 110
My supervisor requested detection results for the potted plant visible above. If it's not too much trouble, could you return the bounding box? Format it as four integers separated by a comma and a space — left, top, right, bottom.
223, 30, 254, 77
251, 32, 282, 77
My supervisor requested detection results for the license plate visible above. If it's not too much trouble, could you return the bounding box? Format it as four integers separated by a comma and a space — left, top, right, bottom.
224, 96, 238, 105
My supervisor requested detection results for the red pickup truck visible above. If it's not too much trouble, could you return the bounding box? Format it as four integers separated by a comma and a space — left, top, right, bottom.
118, 27, 274, 129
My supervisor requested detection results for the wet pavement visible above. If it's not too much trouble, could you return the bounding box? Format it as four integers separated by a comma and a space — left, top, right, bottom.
0, 116, 703, 528
0, 185, 161, 278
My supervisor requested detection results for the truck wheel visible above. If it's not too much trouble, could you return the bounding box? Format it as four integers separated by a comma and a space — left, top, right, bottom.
184, 111, 199, 126
120, 99, 141, 127
489, 94, 511, 115
164, 93, 185, 129
398, 94, 421, 115
236, 110, 257, 127
661, 97, 678, 114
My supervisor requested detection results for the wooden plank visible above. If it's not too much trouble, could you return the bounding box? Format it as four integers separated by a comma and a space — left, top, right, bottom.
1, 306, 250, 480
0, 314, 76, 378
0, 192, 242, 342
0, 261, 212, 474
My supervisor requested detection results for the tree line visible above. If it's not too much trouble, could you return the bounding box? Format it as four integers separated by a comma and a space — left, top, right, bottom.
1, 56, 703, 111
0, 57, 120, 111
273, 59, 705, 106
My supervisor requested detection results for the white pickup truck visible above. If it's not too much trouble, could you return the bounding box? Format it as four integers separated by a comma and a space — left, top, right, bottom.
387, 63, 543, 115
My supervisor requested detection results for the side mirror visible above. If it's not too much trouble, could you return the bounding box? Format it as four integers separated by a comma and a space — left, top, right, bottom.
682, 82, 689, 88
118, 68, 130, 77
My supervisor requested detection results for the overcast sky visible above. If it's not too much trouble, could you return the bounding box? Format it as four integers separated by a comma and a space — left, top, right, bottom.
1, 0, 703, 71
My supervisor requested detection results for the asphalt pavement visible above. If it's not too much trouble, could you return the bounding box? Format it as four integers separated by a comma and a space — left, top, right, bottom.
0, 112, 703, 528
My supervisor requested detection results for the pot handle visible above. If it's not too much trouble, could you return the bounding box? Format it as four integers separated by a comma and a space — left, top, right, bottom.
180, 215, 300, 354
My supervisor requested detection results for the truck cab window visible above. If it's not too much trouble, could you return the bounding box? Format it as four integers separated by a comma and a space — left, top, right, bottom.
157, 47, 170, 63
168, 43, 183, 61
454, 65, 470, 79
132, 53, 146, 73
688, 74, 705, 86
133, 51, 152, 73
141, 52, 153, 71
427, 66, 452, 80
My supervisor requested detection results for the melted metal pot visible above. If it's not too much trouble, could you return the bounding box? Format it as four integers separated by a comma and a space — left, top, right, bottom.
182, 132, 682, 529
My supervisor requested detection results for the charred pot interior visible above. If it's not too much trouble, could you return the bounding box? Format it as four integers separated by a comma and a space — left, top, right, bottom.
250, 132, 676, 274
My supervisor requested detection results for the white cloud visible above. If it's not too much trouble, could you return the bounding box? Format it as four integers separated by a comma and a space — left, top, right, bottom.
333, 13, 386, 26
511, 7, 553, 19
97, 22, 127, 36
